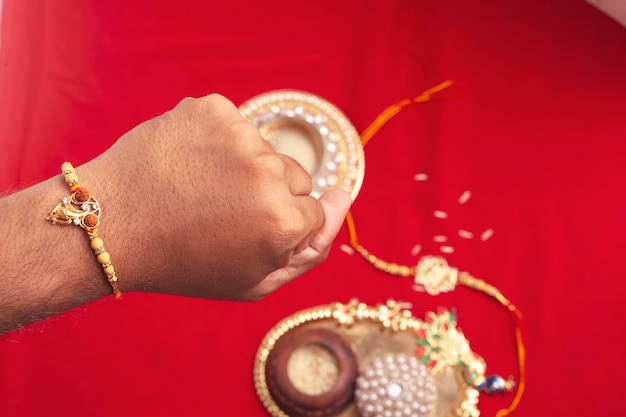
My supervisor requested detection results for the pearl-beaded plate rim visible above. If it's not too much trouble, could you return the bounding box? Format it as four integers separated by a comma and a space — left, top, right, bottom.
238, 90, 365, 201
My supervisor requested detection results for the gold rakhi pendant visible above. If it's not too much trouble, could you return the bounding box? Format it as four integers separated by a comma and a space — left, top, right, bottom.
47, 193, 101, 229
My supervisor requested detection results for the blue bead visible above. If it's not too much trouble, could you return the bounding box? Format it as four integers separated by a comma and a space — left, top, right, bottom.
485, 375, 505, 393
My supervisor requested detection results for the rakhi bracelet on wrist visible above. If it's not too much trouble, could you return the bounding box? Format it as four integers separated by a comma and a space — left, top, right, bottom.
47, 162, 121, 298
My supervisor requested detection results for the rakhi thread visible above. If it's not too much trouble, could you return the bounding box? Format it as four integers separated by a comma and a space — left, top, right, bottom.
346, 81, 525, 416
47, 162, 121, 298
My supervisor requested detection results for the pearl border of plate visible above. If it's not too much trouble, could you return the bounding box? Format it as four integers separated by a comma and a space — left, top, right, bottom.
239, 90, 365, 201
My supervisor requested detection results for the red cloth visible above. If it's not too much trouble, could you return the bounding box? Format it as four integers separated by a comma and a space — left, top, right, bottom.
1, 1, 625, 416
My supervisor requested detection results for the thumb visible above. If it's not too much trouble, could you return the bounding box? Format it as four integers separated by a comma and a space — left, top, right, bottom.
310, 188, 352, 253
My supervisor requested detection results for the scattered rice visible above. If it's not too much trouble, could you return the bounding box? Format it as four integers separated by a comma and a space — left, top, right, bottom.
413, 173, 428, 181
410, 244, 422, 256
480, 229, 495, 241
458, 190, 472, 204
287, 345, 338, 395
433, 210, 448, 219
458, 229, 474, 239
340, 244, 355, 255
440, 245, 455, 254
433, 235, 448, 242
412, 285, 426, 292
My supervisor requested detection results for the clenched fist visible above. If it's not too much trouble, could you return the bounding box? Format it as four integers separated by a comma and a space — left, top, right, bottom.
0, 94, 352, 334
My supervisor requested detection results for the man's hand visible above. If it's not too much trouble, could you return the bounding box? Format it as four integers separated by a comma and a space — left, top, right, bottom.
0, 94, 352, 334
87, 94, 352, 300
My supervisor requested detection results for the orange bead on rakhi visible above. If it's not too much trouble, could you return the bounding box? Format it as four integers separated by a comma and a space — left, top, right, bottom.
47, 162, 121, 298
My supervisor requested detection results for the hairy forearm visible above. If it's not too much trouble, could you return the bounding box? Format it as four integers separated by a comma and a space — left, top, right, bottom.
0, 172, 111, 334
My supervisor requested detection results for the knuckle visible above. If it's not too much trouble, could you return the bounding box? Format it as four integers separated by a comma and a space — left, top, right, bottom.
175, 96, 195, 107
249, 153, 287, 181
204, 93, 229, 105
199, 93, 236, 113
221, 119, 266, 154
176, 94, 236, 119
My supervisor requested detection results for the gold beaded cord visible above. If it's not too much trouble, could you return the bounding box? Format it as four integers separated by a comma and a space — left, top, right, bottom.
47, 162, 121, 298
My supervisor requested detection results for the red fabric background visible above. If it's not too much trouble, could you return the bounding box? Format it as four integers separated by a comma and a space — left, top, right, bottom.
1, 1, 625, 416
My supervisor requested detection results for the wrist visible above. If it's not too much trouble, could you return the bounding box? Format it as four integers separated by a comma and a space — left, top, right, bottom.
0, 173, 111, 333
81, 153, 162, 295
